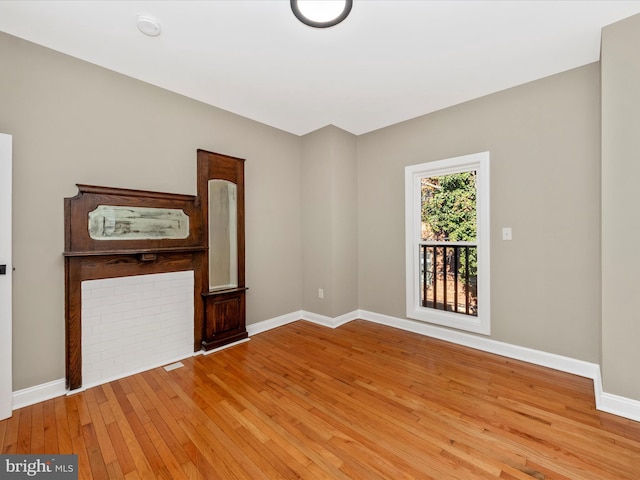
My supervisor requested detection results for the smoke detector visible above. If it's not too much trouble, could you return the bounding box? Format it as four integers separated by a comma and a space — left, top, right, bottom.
136, 14, 161, 37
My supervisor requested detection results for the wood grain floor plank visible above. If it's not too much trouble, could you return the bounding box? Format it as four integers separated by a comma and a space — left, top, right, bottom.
220, 348, 476, 478
123, 410, 164, 474
102, 382, 155, 479
129, 371, 190, 449
16, 403, 32, 453
1, 410, 20, 454
202, 366, 353, 479
178, 460, 206, 480
29, 401, 45, 454
69, 415, 93, 480
0, 415, 7, 451
105, 461, 126, 480
84, 388, 117, 467
42, 400, 58, 454
205, 402, 304, 480
177, 416, 255, 480
122, 377, 152, 426
245, 337, 477, 478
105, 423, 136, 476
53, 396, 74, 454
141, 411, 190, 480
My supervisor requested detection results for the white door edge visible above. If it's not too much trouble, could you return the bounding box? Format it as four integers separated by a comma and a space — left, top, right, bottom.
0, 133, 12, 420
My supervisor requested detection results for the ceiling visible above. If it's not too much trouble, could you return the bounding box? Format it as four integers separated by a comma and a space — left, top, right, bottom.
1, 1, 640, 136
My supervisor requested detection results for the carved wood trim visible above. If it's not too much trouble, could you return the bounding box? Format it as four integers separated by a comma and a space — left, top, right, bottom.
64, 184, 204, 253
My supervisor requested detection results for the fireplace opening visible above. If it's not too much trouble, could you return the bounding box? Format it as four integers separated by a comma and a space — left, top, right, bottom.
81, 271, 194, 388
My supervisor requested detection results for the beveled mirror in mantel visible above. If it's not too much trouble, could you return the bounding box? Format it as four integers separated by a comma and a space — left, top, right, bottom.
197, 149, 248, 351
208, 179, 238, 290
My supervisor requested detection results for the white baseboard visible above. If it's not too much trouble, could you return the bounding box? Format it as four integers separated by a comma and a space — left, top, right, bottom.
12, 378, 66, 410
247, 310, 303, 336
302, 310, 359, 328
247, 309, 359, 333
599, 392, 640, 422
12, 309, 640, 423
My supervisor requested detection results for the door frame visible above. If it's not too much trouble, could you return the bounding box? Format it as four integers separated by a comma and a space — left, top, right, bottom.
0, 133, 12, 420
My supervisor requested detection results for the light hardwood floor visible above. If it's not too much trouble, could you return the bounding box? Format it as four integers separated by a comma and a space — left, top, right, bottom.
2, 320, 640, 479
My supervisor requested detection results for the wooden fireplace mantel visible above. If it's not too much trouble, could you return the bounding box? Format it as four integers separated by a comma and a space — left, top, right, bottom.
64, 184, 206, 391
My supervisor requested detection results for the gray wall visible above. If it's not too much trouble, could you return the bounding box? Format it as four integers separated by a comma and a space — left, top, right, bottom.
601, 14, 640, 400
301, 126, 358, 317
330, 127, 358, 317
0, 32, 302, 390
358, 63, 602, 364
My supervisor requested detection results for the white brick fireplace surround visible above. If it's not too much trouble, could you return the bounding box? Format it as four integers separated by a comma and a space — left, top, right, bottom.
81, 270, 194, 388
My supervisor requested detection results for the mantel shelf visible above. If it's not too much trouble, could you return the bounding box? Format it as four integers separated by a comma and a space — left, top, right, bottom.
63, 246, 207, 257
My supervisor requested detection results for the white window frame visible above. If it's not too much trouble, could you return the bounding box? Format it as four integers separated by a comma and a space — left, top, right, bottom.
405, 151, 490, 335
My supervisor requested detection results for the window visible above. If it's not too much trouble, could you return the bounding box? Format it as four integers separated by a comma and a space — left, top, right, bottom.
405, 152, 490, 334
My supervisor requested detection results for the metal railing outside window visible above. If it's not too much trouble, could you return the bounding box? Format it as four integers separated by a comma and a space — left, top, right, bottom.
419, 242, 477, 316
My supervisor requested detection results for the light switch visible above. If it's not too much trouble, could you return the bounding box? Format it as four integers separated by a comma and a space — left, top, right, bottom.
502, 227, 512, 241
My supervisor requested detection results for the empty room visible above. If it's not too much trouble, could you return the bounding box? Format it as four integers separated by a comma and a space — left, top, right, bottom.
1, 1, 640, 478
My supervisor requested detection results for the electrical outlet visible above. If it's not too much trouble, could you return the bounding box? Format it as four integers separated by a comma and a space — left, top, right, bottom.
502, 227, 512, 241
318, 288, 324, 299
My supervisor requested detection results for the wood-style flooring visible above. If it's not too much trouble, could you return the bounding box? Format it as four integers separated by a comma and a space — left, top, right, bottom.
1, 320, 640, 479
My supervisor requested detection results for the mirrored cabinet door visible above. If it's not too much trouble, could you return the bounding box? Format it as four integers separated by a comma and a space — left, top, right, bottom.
208, 179, 238, 290
198, 150, 248, 351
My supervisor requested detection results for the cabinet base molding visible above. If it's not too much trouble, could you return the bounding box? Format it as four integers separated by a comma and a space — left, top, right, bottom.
202, 330, 249, 351
201, 337, 250, 355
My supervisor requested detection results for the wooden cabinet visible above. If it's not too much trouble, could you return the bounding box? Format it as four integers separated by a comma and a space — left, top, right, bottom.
198, 150, 248, 351
202, 288, 248, 350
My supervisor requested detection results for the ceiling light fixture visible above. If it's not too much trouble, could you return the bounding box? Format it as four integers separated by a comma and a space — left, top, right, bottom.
136, 14, 161, 37
291, 0, 352, 28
